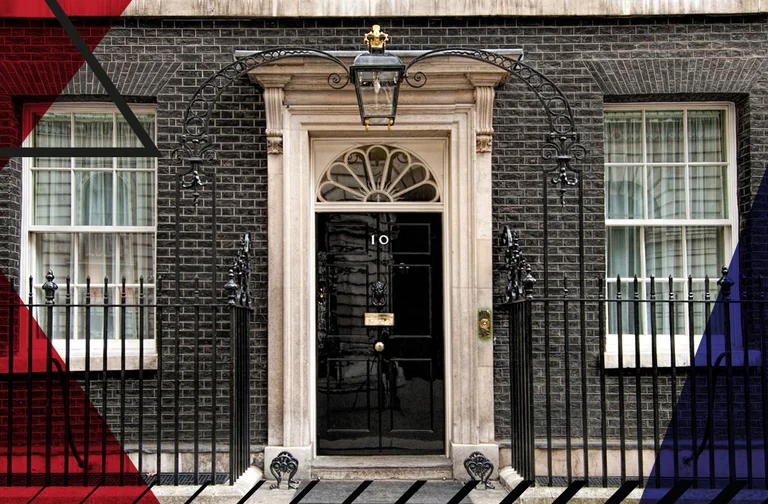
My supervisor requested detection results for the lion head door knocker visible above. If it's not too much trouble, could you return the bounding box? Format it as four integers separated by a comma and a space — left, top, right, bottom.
464, 451, 495, 490
370, 280, 387, 307
269, 451, 299, 490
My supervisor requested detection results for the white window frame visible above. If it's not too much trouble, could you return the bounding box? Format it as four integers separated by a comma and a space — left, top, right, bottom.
20, 102, 158, 371
602, 102, 755, 368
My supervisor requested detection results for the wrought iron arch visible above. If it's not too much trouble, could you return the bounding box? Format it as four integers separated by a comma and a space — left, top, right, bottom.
404, 48, 587, 198
173, 46, 587, 204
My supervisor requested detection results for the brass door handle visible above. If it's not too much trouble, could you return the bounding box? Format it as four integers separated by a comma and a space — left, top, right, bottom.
374, 342, 385, 352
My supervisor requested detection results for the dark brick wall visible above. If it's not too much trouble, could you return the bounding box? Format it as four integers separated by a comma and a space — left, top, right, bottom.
1, 14, 768, 449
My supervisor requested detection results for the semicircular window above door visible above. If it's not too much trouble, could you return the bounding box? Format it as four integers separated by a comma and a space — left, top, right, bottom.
317, 144, 441, 203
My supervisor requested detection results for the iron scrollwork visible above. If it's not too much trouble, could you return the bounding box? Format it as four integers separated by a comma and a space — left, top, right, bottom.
225, 232, 252, 307
502, 226, 536, 303
404, 48, 586, 203
175, 48, 351, 205
269, 451, 300, 490
463, 451, 495, 490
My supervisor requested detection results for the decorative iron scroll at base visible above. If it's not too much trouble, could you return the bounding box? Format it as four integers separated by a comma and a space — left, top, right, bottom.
269, 451, 299, 490
464, 451, 495, 490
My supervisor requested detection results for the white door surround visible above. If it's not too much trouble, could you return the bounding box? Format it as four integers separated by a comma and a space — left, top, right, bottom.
248, 51, 509, 480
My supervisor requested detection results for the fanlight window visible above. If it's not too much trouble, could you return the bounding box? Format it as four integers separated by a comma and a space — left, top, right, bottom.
317, 144, 441, 203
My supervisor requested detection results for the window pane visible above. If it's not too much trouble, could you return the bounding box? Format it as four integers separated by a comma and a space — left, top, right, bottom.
33, 171, 70, 225
33, 288, 68, 340
77, 233, 114, 284
688, 110, 724, 163
687, 227, 725, 279
647, 280, 686, 335
118, 233, 153, 283
606, 166, 642, 219
607, 227, 641, 278
690, 165, 727, 219
117, 113, 155, 169
645, 227, 683, 278
74, 171, 113, 225
34, 233, 72, 282
121, 288, 155, 340
647, 166, 685, 219
74, 113, 113, 168
604, 111, 643, 163
607, 281, 643, 335
646, 111, 684, 163
116, 172, 154, 226
33, 112, 70, 168
76, 287, 116, 340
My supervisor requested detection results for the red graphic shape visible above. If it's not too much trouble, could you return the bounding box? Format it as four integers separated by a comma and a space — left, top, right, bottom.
0, 0, 133, 168
0, 1, 161, 500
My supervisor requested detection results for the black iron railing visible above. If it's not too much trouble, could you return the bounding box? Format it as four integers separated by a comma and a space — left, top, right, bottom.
502, 228, 768, 489
0, 238, 253, 487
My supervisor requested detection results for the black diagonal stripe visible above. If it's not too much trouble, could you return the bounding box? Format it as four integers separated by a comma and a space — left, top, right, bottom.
604, 481, 639, 504
26, 487, 46, 504
290, 479, 320, 504
341, 480, 373, 504
709, 481, 746, 504
78, 484, 101, 504
235, 480, 265, 504
499, 479, 534, 504
184, 481, 210, 504
393, 480, 427, 504
447, 480, 479, 504
131, 481, 157, 504
656, 480, 692, 504
0, 0, 161, 159
552, 481, 586, 504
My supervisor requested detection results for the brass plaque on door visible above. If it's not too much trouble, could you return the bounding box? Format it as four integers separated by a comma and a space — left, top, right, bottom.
365, 312, 395, 326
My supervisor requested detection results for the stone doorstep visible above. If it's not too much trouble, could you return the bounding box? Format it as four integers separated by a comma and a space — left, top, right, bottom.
498, 467, 768, 504
310, 455, 454, 480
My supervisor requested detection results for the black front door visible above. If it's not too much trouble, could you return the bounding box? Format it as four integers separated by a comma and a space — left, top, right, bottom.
316, 212, 444, 455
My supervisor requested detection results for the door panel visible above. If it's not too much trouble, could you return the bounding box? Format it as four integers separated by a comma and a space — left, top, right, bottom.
316, 212, 444, 455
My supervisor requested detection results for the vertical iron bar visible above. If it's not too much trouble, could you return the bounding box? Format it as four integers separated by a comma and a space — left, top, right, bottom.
544, 294, 552, 485
7, 278, 13, 486
102, 278, 109, 485
563, 275, 572, 483
542, 165, 550, 487
742, 290, 753, 488
193, 277, 200, 483
577, 175, 588, 484
705, 277, 715, 488
211, 150, 219, 481
211, 302, 217, 485
138, 277, 145, 482
26, 278, 32, 487
84, 277, 91, 486
617, 276, 626, 483
526, 297, 535, 481
598, 278, 607, 486
650, 276, 660, 488
156, 277, 163, 486
509, 304, 518, 474
120, 278, 127, 485
633, 276, 643, 486
687, 276, 698, 487
45, 276, 53, 487
668, 276, 679, 484
760, 276, 768, 487
722, 276, 735, 483
64, 277, 71, 485
174, 303, 180, 485
229, 303, 236, 484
